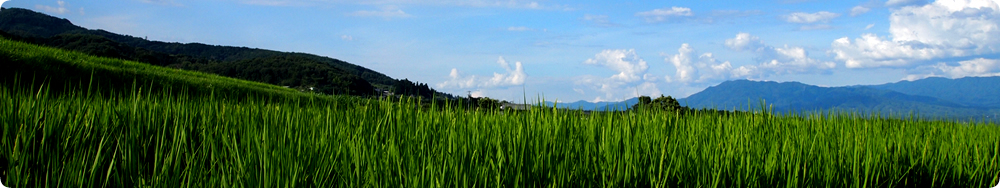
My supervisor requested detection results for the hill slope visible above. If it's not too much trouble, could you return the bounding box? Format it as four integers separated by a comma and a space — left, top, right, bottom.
0, 35, 330, 101
1, 7, 450, 97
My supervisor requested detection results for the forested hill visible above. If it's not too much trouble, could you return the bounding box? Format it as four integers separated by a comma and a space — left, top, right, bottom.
0, 7, 450, 98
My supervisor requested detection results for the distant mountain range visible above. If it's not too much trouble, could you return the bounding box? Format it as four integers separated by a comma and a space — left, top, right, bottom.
557, 77, 1000, 120
869, 76, 1000, 108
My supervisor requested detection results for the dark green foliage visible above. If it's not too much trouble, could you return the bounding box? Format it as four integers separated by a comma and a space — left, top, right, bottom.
632, 95, 689, 113
206, 55, 374, 96
392, 78, 442, 99
638, 95, 651, 105
477, 97, 501, 110
0, 36, 333, 102
0, 7, 85, 38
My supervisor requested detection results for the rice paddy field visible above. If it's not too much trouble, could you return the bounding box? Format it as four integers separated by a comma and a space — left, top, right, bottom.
2, 37, 1000, 187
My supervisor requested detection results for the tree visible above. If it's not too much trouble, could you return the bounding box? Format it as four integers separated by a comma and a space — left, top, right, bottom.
632, 95, 688, 113
478, 97, 501, 110
638, 96, 652, 105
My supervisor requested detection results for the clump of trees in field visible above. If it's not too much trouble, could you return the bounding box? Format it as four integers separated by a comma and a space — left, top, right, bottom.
632, 95, 689, 114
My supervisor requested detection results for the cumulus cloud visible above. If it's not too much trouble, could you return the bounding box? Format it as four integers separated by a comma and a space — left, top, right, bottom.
755, 45, 837, 74
636, 7, 693, 23
349, 6, 412, 19
576, 75, 662, 103
666, 44, 697, 82
851, 6, 872, 16
782, 11, 840, 23
578, 49, 661, 102
584, 49, 650, 82
36, 1, 69, 14
437, 56, 527, 89
905, 58, 1000, 80
664, 44, 736, 83
720, 33, 836, 80
830, 0, 1000, 69
725, 33, 765, 52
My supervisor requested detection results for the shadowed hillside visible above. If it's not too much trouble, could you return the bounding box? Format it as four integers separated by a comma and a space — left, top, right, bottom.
1, 7, 453, 98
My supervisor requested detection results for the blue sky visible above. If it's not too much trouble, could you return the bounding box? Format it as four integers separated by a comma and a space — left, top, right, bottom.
4, 0, 1000, 103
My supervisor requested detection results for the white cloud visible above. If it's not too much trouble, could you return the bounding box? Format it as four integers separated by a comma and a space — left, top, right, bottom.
340, 35, 354, 41
636, 7, 693, 23
664, 44, 744, 84
36, 1, 68, 14
576, 49, 662, 102
725, 32, 765, 52
782, 11, 840, 23
349, 6, 412, 19
905, 58, 1000, 79
666, 44, 697, 83
758, 45, 837, 74
865, 24, 875, 30
851, 6, 872, 16
831, 34, 944, 68
720, 33, 836, 79
507, 26, 533, 31
830, 0, 1000, 69
470, 90, 486, 98
577, 76, 661, 103
935, 58, 1000, 77
438, 56, 527, 89
584, 49, 650, 82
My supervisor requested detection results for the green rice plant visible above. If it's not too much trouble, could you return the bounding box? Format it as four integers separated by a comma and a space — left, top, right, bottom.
2, 80, 998, 187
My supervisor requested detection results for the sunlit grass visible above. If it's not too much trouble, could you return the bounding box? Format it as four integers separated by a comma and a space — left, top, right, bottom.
2, 81, 998, 187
